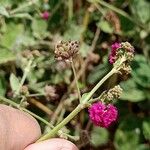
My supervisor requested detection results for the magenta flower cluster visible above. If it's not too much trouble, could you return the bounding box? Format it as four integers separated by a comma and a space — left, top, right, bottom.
88, 102, 118, 128
109, 42, 121, 64
41, 11, 50, 20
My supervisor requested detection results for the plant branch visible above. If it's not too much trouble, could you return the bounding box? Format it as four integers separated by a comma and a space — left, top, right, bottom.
70, 59, 82, 102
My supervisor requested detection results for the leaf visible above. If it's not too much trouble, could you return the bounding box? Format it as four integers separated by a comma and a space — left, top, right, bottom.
130, 0, 150, 24
114, 116, 142, 150
0, 73, 6, 96
64, 24, 84, 40
142, 119, 150, 140
0, 23, 24, 49
32, 19, 48, 39
87, 59, 109, 84
10, 73, 20, 92
90, 127, 109, 147
0, 6, 9, 17
131, 55, 150, 88
120, 79, 146, 102
0, 49, 15, 64
97, 20, 113, 33
79, 43, 90, 58
10, 13, 33, 20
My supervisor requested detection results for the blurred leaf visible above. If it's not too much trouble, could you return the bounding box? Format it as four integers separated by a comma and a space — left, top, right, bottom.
97, 20, 113, 33
0, 73, 6, 96
0, 49, 15, 64
142, 119, 150, 140
0, 6, 9, 17
114, 115, 142, 150
10, 13, 33, 20
91, 127, 109, 147
120, 79, 146, 102
10, 73, 20, 92
32, 19, 48, 39
79, 43, 90, 58
0, 23, 24, 49
87, 60, 109, 84
64, 24, 84, 40
131, 0, 150, 24
132, 55, 150, 88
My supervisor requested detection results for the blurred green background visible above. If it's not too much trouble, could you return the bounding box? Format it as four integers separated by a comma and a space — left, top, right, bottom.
0, 0, 150, 149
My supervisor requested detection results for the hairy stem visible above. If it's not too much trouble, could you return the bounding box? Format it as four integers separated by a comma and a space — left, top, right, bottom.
70, 59, 82, 102
15, 59, 32, 96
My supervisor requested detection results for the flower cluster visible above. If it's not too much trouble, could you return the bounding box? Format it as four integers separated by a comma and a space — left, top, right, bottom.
88, 102, 118, 128
41, 11, 50, 20
54, 40, 79, 60
109, 42, 121, 64
109, 42, 134, 64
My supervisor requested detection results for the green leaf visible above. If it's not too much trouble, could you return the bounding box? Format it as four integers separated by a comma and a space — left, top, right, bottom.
131, 55, 150, 88
131, 0, 150, 24
10, 73, 20, 92
120, 79, 146, 102
87, 59, 109, 84
79, 43, 90, 58
0, 6, 9, 17
0, 23, 24, 49
32, 19, 48, 39
0, 73, 6, 96
90, 127, 109, 147
64, 24, 84, 40
10, 13, 33, 20
97, 20, 113, 33
114, 116, 142, 150
142, 119, 150, 140
0, 49, 15, 64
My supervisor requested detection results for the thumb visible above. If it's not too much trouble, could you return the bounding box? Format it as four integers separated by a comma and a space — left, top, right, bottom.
24, 138, 79, 150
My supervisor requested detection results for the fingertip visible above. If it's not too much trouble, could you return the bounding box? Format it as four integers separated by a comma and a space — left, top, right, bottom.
24, 138, 78, 150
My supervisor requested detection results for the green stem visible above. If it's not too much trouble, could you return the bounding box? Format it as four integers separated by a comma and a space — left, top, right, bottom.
0, 96, 53, 128
37, 104, 83, 142
37, 68, 117, 142
82, 68, 117, 103
70, 60, 82, 102
68, 0, 73, 21
0, 96, 77, 140
15, 60, 32, 96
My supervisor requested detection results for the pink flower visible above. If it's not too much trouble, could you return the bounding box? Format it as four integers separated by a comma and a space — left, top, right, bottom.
109, 42, 121, 64
41, 11, 50, 20
88, 102, 118, 128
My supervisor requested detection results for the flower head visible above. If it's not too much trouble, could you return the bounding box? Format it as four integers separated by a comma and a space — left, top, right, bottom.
54, 40, 79, 60
88, 102, 118, 128
41, 11, 50, 20
109, 42, 121, 64
109, 42, 134, 64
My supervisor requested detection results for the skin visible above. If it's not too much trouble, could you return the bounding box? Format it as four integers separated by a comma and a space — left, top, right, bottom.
0, 104, 78, 150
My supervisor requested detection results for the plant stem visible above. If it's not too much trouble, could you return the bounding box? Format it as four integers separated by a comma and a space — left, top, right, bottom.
15, 59, 32, 96
37, 104, 83, 142
70, 59, 82, 102
37, 68, 117, 142
82, 68, 117, 103
68, 0, 73, 21
0, 96, 53, 128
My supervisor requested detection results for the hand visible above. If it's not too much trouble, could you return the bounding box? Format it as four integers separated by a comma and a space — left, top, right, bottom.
0, 104, 78, 150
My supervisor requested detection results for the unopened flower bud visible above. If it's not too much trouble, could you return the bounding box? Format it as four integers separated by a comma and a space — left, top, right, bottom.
108, 85, 123, 99
54, 40, 79, 60
121, 42, 134, 53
